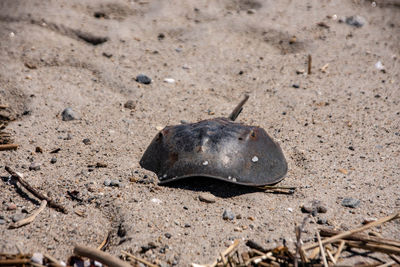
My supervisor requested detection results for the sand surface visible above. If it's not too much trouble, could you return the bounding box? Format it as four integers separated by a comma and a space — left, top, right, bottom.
0, 0, 399, 265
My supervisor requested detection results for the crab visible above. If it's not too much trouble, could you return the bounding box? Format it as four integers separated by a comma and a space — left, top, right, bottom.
140, 95, 287, 186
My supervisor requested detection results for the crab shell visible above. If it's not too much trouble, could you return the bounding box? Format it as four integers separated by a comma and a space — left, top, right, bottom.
139, 117, 288, 186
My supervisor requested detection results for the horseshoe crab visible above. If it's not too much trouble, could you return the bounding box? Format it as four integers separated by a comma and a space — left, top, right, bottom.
139, 95, 288, 186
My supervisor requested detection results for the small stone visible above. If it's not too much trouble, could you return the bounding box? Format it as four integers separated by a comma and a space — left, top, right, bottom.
199, 193, 216, 203
82, 138, 91, 145
110, 180, 120, 187
222, 209, 235, 220
338, 168, 348, 175
124, 100, 136, 110
7, 203, 17, 211
184, 223, 191, 228
29, 162, 41, 171
292, 84, 300, 88
287, 208, 293, 212
345, 15, 366, 27
104, 179, 111, 186
375, 61, 385, 71
164, 233, 172, 239
317, 217, 328, 225
50, 157, 57, 164
61, 107, 78, 121
362, 217, 377, 224
35, 146, 43, 153
31, 253, 43, 265
64, 133, 73, 140
136, 74, 152, 84
252, 156, 259, 162
11, 213, 25, 222
342, 198, 360, 208
0, 219, 5, 225
163, 78, 175, 83
247, 9, 256, 14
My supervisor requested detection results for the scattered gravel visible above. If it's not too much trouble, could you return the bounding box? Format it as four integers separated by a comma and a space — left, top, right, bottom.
61, 107, 78, 121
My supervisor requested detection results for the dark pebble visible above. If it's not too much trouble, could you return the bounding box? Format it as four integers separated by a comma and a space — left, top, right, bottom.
222, 209, 235, 220
165, 233, 172, 239
317, 217, 328, 225
141, 242, 157, 253
117, 223, 127, 237
158, 33, 165, 40
50, 157, 57, 164
342, 197, 361, 208
124, 100, 136, 110
345, 15, 366, 28
292, 84, 300, 88
29, 162, 41, 171
61, 107, 78, 121
136, 74, 152, 84
82, 138, 91, 145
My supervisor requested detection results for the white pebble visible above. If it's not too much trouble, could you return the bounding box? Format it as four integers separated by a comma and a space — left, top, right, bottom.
151, 198, 162, 204
252, 156, 259, 162
202, 161, 209, 166
288, 208, 293, 212
163, 78, 175, 83
31, 253, 43, 264
156, 125, 163, 131
232, 178, 237, 182
375, 61, 385, 70
9, 32, 15, 38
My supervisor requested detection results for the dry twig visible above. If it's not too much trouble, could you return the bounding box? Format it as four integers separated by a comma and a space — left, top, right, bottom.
0, 144, 18, 151
308, 54, 312, 75
5, 166, 68, 213
9, 200, 47, 229
121, 250, 158, 267
74, 245, 131, 267
317, 231, 328, 267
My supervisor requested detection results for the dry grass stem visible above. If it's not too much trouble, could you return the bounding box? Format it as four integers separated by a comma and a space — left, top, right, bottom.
121, 250, 158, 267
74, 245, 131, 267
0, 144, 18, 151
97, 231, 111, 251
303, 213, 400, 250
317, 231, 328, 267
334, 240, 346, 263
5, 166, 68, 214
0, 104, 9, 109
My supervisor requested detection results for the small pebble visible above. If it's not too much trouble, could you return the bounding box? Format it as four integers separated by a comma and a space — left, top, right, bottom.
292, 84, 300, 88
7, 203, 17, 211
345, 15, 366, 27
0, 219, 5, 225
50, 157, 57, 164
151, 198, 162, 204
31, 253, 44, 265
29, 162, 41, 171
342, 197, 361, 208
317, 217, 328, 225
375, 61, 385, 71
165, 233, 172, 239
164, 78, 175, 83
247, 9, 256, 14
252, 156, 259, 163
136, 74, 152, 84
82, 138, 91, 145
198, 193, 216, 203
124, 100, 136, 110
287, 207, 293, 212
61, 107, 78, 121
104, 179, 111, 186
110, 180, 120, 187
222, 209, 235, 220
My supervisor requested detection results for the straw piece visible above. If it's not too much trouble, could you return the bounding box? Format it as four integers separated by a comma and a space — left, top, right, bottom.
334, 240, 346, 263
74, 245, 131, 267
303, 213, 400, 250
317, 232, 328, 267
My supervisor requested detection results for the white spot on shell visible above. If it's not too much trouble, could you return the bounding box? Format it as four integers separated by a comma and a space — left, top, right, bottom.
228, 176, 232, 180
163, 174, 167, 178
232, 178, 237, 182
202, 161, 209, 166
252, 156, 259, 162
